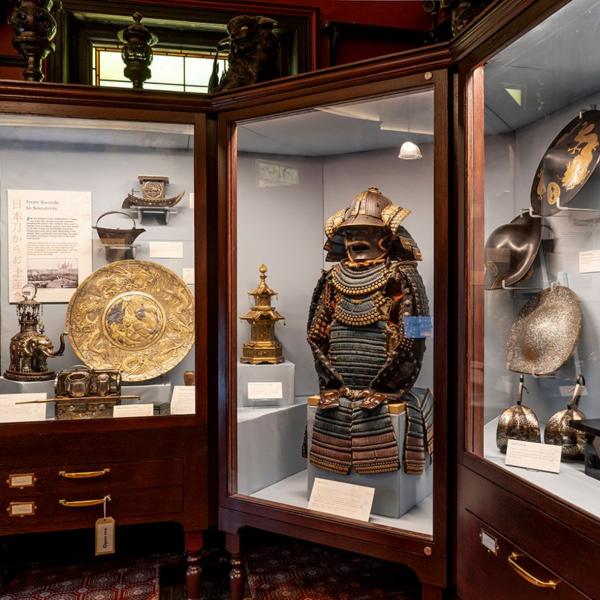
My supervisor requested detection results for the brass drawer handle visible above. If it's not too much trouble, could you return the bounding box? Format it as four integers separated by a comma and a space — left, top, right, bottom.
59, 495, 110, 508
508, 552, 559, 590
59, 468, 110, 479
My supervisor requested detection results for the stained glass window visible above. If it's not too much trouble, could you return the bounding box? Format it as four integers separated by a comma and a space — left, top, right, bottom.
92, 46, 227, 93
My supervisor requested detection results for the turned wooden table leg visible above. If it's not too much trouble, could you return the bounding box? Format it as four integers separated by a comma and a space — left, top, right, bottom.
422, 583, 444, 600
185, 530, 203, 600
226, 531, 245, 600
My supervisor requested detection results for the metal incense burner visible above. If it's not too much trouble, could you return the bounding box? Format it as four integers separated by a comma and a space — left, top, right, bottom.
4, 284, 65, 381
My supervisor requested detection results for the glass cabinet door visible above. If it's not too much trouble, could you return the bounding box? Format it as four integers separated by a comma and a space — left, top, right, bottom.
0, 114, 198, 423
468, 0, 600, 518
229, 84, 442, 535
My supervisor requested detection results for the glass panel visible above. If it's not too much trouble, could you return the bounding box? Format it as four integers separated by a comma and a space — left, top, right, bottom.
149, 55, 185, 85
235, 88, 435, 534
471, 0, 600, 518
0, 115, 196, 422
97, 50, 128, 83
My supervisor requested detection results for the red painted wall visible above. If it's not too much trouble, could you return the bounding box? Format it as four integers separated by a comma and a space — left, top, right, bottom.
0, 1, 432, 81
256, 0, 430, 29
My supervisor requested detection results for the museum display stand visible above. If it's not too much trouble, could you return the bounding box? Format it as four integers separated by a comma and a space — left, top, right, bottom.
456, 0, 600, 598
213, 54, 451, 599
0, 87, 211, 596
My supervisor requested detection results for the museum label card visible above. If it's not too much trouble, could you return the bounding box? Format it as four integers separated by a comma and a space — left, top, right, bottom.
505, 439, 562, 473
403, 316, 433, 338
7, 190, 92, 303
0, 393, 47, 423
113, 404, 154, 418
95, 517, 116, 556
579, 250, 600, 273
182, 268, 195, 285
171, 386, 195, 414
189, 193, 194, 209
308, 478, 375, 522
247, 382, 283, 400
149, 241, 184, 259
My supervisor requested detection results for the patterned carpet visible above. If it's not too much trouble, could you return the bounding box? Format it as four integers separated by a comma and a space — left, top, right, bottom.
245, 542, 421, 600
0, 559, 161, 600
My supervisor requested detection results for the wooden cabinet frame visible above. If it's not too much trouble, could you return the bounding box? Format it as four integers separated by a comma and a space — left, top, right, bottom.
0, 84, 211, 596
454, 0, 600, 597
214, 57, 451, 598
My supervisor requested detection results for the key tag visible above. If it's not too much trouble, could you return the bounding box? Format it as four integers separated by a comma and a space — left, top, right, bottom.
95, 495, 115, 556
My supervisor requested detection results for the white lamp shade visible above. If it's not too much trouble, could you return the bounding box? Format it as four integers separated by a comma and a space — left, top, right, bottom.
398, 141, 422, 160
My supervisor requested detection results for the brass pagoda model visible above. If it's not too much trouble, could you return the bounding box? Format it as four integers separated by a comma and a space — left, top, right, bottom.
240, 264, 285, 364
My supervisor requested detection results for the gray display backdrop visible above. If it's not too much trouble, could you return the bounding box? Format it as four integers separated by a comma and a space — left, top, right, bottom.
484, 93, 600, 426
0, 126, 195, 387
237, 146, 436, 399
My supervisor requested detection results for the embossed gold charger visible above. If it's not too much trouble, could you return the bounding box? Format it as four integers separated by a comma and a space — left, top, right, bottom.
66, 260, 194, 382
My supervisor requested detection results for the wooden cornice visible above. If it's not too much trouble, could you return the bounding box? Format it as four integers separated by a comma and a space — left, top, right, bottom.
211, 42, 453, 113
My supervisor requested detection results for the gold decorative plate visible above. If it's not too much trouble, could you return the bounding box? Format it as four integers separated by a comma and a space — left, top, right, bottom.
66, 260, 194, 382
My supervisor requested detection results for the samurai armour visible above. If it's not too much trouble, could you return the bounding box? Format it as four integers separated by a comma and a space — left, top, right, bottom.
307, 259, 432, 475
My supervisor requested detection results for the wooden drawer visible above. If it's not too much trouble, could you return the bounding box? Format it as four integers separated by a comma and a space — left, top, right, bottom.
0, 458, 183, 498
458, 509, 589, 600
459, 465, 600, 598
0, 485, 183, 533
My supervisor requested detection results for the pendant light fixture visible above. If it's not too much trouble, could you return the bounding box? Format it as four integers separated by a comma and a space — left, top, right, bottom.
398, 96, 422, 160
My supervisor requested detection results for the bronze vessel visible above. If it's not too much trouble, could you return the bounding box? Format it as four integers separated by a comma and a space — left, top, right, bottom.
93, 211, 145, 246
544, 374, 587, 461
496, 375, 541, 453
4, 284, 66, 381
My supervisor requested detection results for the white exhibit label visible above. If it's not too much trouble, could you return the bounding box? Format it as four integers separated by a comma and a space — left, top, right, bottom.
579, 250, 600, 273
189, 192, 195, 209
182, 268, 195, 285
0, 393, 47, 423
247, 381, 283, 400
505, 439, 562, 473
149, 241, 184, 259
171, 385, 195, 415
308, 478, 375, 523
8, 189, 92, 303
113, 404, 154, 418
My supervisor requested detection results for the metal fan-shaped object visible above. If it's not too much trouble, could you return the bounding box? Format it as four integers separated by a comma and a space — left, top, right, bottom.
507, 284, 582, 376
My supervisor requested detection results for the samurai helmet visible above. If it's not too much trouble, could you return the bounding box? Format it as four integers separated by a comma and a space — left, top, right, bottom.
324, 187, 421, 262
484, 211, 542, 290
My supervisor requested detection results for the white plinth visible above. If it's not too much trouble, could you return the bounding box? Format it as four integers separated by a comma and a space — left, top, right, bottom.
0, 376, 56, 419
237, 361, 295, 407
122, 382, 172, 415
237, 399, 307, 495
307, 402, 433, 518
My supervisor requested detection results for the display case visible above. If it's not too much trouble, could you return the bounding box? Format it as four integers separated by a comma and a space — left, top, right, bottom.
216, 61, 450, 598
0, 84, 210, 595
458, 0, 600, 597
